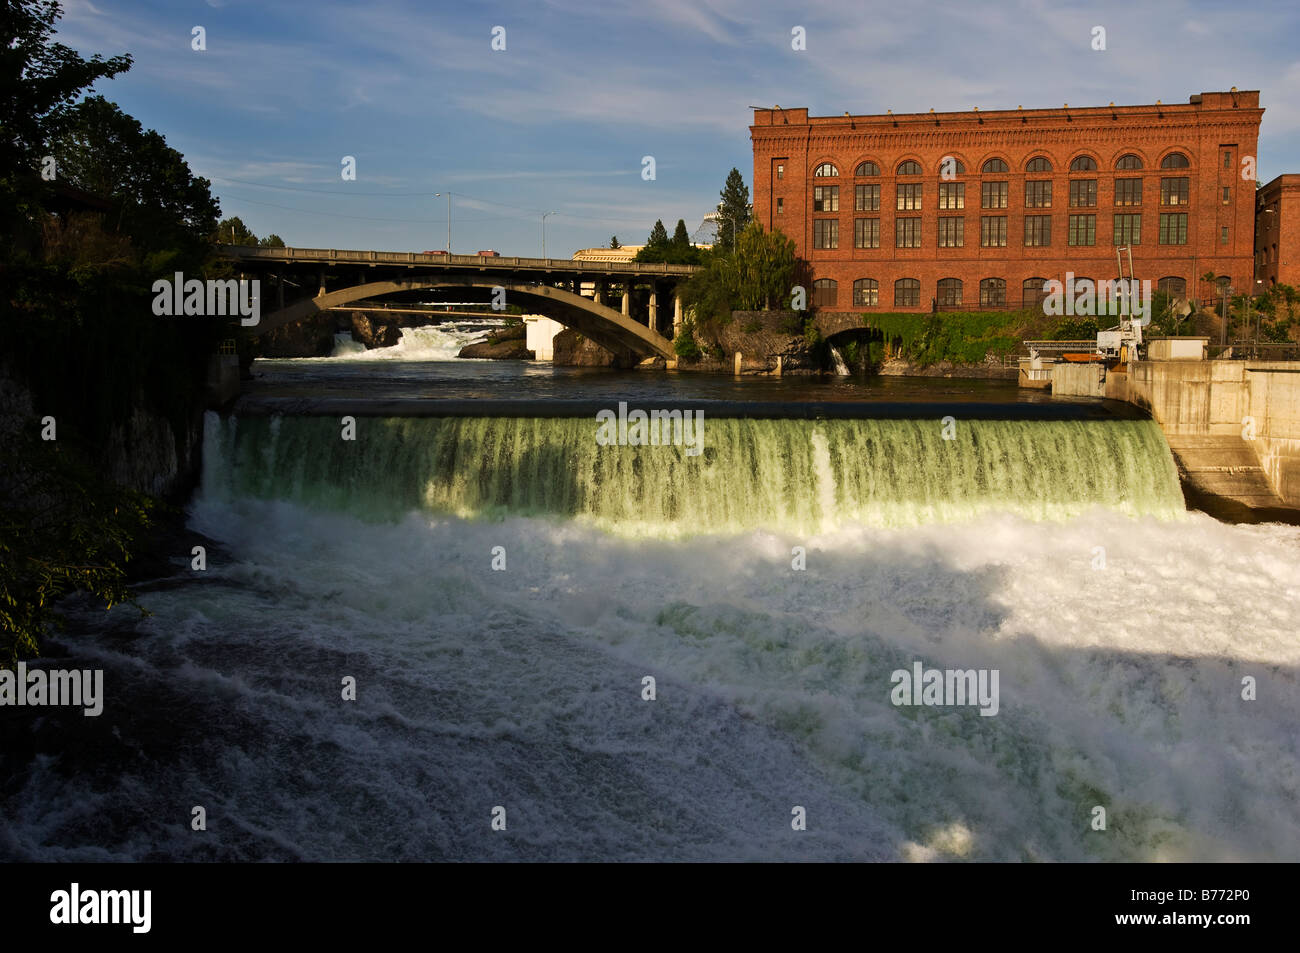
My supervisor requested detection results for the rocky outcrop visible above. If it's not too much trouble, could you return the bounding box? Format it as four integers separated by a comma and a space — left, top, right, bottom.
258, 313, 336, 358
551, 329, 636, 368
350, 311, 402, 349
877, 357, 1017, 380
710, 310, 817, 373
458, 322, 533, 360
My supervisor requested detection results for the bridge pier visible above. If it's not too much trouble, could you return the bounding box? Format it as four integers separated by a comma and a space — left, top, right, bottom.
622, 281, 632, 318
674, 294, 683, 337
317, 269, 326, 298
648, 284, 659, 335
593, 280, 604, 306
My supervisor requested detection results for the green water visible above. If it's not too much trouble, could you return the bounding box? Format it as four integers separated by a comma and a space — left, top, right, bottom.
203, 414, 1186, 535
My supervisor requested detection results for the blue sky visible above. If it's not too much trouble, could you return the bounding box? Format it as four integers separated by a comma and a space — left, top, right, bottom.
55, 0, 1300, 257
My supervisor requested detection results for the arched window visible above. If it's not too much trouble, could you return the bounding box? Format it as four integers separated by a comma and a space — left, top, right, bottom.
1026, 157, 1052, 173
1215, 275, 1231, 292
853, 278, 879, 307
1069, 155, 1098, 172
813, 278, 838, 308
894, 278, 920, 307
813, 162, 839, 177
1160, 153, 1190, 169
854, 160, 880, 176
1022, 277, 1050, 308
1116, 154, 1143, 170
936, 278, 963, 308
979, 278, 1007, 308
1157, 276, 1187, 297
896, 160, 922, 176
982, 158, 1009, 173
939, 156, 966, 175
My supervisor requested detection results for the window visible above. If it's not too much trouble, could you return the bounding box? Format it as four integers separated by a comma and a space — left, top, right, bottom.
1114, 178, 1142, 205
980, 216, 1007, 247
1069, 214, 1096, 246
1222, 186, 1230, 204
776, 197, 783, 214
1025, 181, 1052, 208
814, 162, 839, 177
896, 160, 922, 176
1069, 179, 1097, 207
1116, 154, 1144, 170
982, 158, 1009, 173
939, 156, 966, 176
936, 278, 963, 308
1221, 226, 1229, 245
855, 184, 881, 211
895, 217, 922, 248
813, 219, 839, 249
1023, 277, 1050, 307
1161, 177, 1189, 206
1024, 215, 1052, 246
1157, 276, 1186, 297
980, 278, 1007, 308
853, 278, 879, 307
897, 183, 922, 210
894, 278, 920, 307
854, 218, 880, 248
854, 160, 880, 176
981, 181, 1008, 209
1069, 155, 1098, 172
777, 164, 784, 179
1223, 150, 1232, 169
937, 216, 964, 247
813, 185, 839, 212
813, 278, 837, 308
1158, 213, 1188, 245
1113, 213, 1142, 245
938, 182, 965, 209
1160, 152, 1189, 169
1026, 157, 1053, 172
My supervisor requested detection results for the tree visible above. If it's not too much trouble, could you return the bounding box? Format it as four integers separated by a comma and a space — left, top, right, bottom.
672, 219, 690, 248
259, 233, 285, 247
646, 219, 669, 249
1, 0, 132, 247
679, 222, 800, 323
716, 168, 751, 252
216, 216, 257, 245
609, 235, 621, 249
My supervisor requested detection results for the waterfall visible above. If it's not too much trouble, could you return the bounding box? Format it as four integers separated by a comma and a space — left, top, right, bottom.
202, 412, 1185, 535
830, 344, 850, 376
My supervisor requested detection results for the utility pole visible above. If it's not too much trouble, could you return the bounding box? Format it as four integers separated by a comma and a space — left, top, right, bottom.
541, 210, 557, 259
435, 191, 452, 253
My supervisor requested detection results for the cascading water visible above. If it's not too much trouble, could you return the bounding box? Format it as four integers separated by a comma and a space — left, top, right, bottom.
830, 344, 850, 376
201, 413, 1186, 533
5, 408, 1297, 863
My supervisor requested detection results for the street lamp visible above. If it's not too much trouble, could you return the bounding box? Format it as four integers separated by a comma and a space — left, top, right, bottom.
541, 210, 557, 259
434, 191, 452, 254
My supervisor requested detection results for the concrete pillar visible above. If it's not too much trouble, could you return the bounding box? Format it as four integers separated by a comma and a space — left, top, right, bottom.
775, 355, 783, 377
734, 351, 743, 375
318, 269, 326, 298
622, 281, 632, 317
649, 283, 659, 333
673, 294, 684, 337
593, 280, 604, 306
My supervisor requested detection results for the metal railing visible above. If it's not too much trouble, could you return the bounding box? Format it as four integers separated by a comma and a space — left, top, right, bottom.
216, 244, 699, 276
1208, 342, 1300, 361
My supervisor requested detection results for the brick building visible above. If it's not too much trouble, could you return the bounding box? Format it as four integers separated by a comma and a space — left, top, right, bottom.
750, 90, 1263, 313
1255, 174, 1300, 289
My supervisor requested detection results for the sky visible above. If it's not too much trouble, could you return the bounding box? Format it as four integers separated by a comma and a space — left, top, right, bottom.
53, 0, 1300, 258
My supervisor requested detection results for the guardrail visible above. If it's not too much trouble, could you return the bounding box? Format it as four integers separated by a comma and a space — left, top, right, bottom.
1208, 342, 1300, 361
216, 244, 699, 275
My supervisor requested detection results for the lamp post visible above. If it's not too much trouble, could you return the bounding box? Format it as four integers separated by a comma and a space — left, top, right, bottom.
434, 191, 452, 254
541, 210, 557, 259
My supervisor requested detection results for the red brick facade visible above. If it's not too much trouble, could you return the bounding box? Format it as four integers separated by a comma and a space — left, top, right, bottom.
1256, 174, 1300, 289
751, 91, 1262, 312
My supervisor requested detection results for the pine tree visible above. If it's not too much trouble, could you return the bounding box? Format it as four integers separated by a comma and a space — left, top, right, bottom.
609, 235, 621, 248
647, 219, 669, 248
717, 168, 751, 252
672, 219, 690, 248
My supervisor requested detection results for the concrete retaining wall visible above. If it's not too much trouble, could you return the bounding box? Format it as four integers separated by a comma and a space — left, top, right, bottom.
1050, 362, 1106, 397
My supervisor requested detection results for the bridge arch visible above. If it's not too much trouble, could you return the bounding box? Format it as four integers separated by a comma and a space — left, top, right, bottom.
255, 276, 675, 360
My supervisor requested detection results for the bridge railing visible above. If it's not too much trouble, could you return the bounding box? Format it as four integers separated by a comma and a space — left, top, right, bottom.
216, 245, 698, 275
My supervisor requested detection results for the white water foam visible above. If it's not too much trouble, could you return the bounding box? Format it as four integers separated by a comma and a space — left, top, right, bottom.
5, 499, 1297, 862
312, 321, 509, 361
